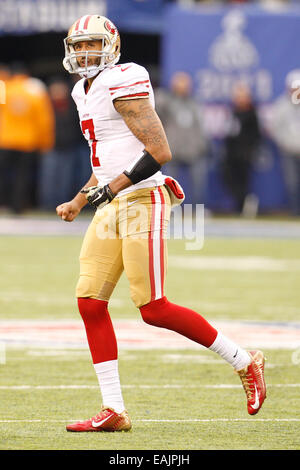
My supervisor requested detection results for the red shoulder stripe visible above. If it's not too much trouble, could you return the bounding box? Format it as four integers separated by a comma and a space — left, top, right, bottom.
109, 80, 149, 91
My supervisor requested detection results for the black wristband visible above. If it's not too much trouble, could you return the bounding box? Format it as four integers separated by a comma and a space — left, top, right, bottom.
123, 150, 161, 185
105, 184, 116, 202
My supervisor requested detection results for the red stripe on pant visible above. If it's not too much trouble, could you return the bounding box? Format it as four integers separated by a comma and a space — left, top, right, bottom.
158, 186, 165, 297
148, 188, 165, 302
148, 190, 156, 301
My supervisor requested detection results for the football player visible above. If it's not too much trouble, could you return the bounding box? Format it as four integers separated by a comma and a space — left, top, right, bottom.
56, 15, 266, 432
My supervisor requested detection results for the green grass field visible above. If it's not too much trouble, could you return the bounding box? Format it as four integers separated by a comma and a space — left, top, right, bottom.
0, 228, 300, 450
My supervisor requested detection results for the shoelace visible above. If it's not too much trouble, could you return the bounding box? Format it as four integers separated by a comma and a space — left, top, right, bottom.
90, 407, 113, 422
239, 369, 255, 400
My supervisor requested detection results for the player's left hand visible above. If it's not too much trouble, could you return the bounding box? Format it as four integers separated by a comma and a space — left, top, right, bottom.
81, 184, 116, 210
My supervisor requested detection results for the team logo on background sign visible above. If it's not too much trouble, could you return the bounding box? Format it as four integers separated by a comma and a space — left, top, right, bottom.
195, 9, 272, 103
209, 10, 259, 72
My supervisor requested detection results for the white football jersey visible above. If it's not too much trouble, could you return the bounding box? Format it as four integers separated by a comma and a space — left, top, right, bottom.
71, 62, 165, 197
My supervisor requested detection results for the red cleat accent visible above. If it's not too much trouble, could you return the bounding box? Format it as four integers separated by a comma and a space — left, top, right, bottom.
66, 407, 132, 432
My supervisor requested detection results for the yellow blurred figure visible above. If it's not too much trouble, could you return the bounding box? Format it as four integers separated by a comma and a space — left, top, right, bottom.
0, 66, 55, 213
0, 71, 54, 153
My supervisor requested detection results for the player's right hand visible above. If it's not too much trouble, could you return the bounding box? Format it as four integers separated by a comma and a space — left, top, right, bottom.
56, 201, 81, 222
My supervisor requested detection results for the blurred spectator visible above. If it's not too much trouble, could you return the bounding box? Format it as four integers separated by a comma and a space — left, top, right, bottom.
0, 63, 10, 81
267, 69, 300, 216
156, 71, 208, 205
222, 82, 261, 215
0, 63, 10, 104
0, 63, 54, 213
38, 77, 81, 210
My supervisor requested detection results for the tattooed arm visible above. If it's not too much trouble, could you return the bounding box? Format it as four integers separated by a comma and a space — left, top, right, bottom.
107, 98, 172, 195
114, 97, 172, 164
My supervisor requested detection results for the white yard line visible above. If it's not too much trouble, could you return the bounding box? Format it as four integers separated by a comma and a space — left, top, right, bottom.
0, 384, 299, 390
0, 418, 299, 424
138, 418, 300, 423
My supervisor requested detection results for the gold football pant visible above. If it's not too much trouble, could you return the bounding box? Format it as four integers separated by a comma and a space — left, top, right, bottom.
76, 185, 171, 308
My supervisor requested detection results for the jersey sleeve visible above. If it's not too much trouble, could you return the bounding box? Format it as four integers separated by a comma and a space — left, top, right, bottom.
108, 63, 150, 101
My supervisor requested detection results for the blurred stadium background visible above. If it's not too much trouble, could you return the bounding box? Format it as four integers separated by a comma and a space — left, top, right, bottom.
1, 0, 300, 216
1, 0, 300, 451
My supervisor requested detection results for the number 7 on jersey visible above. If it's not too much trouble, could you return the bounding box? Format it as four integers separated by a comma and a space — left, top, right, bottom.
81, 118, 101, 167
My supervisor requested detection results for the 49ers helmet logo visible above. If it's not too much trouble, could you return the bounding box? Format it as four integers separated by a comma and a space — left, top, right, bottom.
104, 20, 117, 36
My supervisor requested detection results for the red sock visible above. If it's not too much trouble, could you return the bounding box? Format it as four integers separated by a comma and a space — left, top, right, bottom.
77, 297, 117, 364
140, 296, 218, 348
